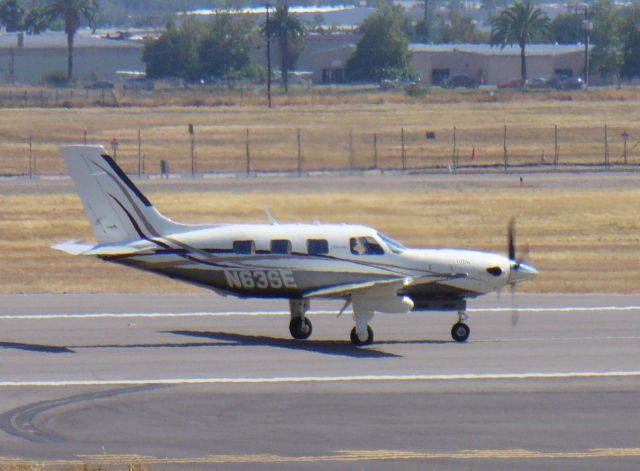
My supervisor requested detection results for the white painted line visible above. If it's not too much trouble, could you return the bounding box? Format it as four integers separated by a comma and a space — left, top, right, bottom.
0, 305, 639, 320
470, 306, 640, 313
0, 311, 335, 320
2, 371, 640, 387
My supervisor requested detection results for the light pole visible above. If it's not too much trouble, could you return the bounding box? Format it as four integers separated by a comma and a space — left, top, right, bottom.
265, 1, 272, 108
582, 8, 593, 88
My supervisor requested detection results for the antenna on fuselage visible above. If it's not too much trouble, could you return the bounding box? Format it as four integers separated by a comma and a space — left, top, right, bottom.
264, 208, 278, 225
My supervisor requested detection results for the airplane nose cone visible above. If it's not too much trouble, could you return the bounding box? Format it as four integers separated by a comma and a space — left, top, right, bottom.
509, 262, 539, 284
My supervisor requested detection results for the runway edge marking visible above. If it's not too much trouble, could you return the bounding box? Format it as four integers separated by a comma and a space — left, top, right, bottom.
1, 305, 640, 319
2, 371, 640, 387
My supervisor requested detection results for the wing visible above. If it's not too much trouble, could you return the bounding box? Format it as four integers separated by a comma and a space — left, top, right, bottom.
303, 272, 467, 299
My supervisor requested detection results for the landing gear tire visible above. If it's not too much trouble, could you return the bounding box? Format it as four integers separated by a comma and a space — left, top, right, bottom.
451, 322, 470, 343
350, 325, 374, 346
289, 317, 312, 340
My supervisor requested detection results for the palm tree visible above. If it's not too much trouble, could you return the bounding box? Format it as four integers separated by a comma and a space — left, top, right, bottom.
44, 0, 97, 81
261, 3, 305, 92
491, 1, 550, 86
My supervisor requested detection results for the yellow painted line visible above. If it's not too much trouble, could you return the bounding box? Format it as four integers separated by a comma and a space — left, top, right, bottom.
2, 448, 640, 465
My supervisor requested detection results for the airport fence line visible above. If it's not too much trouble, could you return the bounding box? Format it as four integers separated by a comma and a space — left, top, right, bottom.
3, 123, 640, 178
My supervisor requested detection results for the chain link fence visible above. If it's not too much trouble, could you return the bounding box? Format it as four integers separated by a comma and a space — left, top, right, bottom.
2, 123, 639, 178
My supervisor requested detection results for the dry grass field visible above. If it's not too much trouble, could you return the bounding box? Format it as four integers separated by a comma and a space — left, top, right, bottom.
1, 173, 638, 295
1, 90, 640, 176
1, 92, 639, 295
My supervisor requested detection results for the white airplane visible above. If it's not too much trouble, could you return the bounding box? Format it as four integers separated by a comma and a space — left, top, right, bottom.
54, 145, 538, 346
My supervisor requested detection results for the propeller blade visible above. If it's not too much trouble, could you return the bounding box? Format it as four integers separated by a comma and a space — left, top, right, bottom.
508, 218, 516, 262
510, 282, 519, 327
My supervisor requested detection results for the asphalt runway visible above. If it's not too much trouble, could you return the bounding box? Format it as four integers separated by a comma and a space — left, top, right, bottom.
1, 293, 640, 470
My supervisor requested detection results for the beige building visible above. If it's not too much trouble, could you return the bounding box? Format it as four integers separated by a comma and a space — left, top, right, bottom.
409, 44, 586, 86
0, 30, 145, 85
310, 41, 586, 85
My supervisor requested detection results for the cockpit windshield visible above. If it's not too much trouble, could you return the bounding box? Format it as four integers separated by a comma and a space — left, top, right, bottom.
376, 232, 407, 254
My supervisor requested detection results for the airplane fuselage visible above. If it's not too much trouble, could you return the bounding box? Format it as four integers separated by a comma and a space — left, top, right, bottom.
102, 223, 515, 308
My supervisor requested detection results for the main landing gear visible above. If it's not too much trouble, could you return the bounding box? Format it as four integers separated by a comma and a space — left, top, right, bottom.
289, 299, 312, 340
451, 310, 470, 343
287, 298, 375, 346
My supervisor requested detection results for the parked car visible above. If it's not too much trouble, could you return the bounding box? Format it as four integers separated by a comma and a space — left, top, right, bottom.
497, 78, 521, 89
123, 78, 154, 91
525, 77, 549, 88
441, 74, 479, 89
552, 76, 585, 90
84, 81, 115, 90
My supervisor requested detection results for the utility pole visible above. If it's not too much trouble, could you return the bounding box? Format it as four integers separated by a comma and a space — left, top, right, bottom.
582, 6, 592, 87
265, 1, 272, 108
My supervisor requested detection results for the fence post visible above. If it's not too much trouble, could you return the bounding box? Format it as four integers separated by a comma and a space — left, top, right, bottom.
138, 129, 142, 177
401, 127, 406, 173
28, 130, 33, 179
373, 132, 378, 169
349, 128, 355, 172
554, 124, 559, 168
604, 124, 609, 168
297, 128, 302, 176
452, 126, 457, 170
503, 125, 508, 171
246, 128, 251, 176
188, 123, 195, 176
55, 89, 58, 105
83, 129, 87, 144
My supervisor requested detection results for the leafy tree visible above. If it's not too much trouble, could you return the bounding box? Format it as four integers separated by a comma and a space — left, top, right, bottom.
23, 6, 50, 33
43, 0, 97, 80
198, 14, 261, 81
620, 4, 640, 79
589, 0, 622, 81
0, 0, 24, 32
261, 4, 306, 92
550, 13, 582, 44
414, 0, 432, 42
345, 5, 412, 82
491, 1, 550, 86
143, 19, 202, 80
437, 8, 489, 43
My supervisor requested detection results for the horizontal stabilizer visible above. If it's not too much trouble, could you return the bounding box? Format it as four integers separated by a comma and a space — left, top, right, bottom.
51, 240, 148, 256
51, 241, 95, 255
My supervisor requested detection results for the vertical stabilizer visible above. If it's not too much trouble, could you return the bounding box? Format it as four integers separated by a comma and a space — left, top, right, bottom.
61, 145, 186, 244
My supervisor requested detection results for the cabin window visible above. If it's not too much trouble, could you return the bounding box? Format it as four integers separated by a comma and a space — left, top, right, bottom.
233, 240, 255, 255
271, 239, 292, 255
350, 236, 385, 255
307, 239, 329, 255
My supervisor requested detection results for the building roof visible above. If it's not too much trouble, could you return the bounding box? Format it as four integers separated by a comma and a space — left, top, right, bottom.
0, 30, 146, 49
410, 43, 585, 56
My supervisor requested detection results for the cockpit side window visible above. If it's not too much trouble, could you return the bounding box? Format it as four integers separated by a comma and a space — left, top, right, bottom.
350, 236, 385, 255
376, 232, 406, 254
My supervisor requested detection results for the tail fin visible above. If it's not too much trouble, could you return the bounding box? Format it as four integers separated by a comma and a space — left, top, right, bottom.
61, 145, 187, 244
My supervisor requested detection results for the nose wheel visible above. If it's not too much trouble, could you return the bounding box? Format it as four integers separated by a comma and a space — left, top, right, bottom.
350, 325, 374, 346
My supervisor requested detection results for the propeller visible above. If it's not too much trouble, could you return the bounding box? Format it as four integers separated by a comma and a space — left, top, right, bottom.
507, 218, 526, 327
